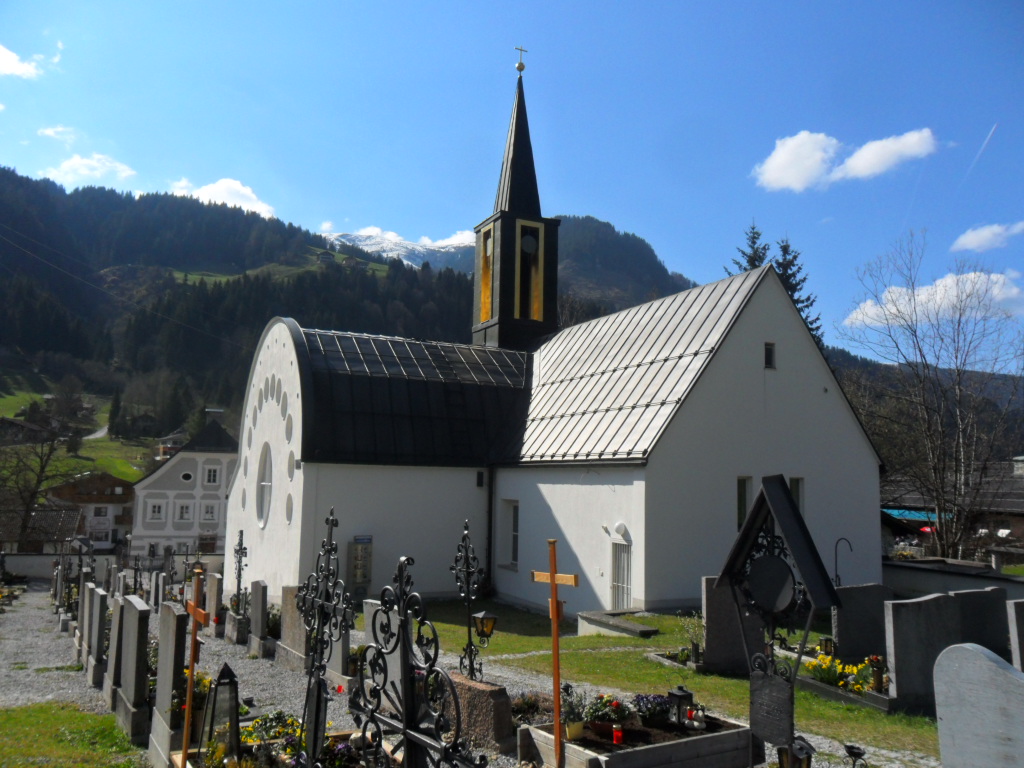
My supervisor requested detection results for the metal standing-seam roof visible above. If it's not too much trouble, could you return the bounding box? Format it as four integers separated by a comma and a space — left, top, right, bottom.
512, 266, 771, 463
299, 329, 530, 466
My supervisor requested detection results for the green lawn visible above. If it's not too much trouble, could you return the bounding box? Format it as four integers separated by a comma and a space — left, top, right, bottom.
0, 702, 146, 767
1003, 563, 1024, 576
415, 600, 939, 759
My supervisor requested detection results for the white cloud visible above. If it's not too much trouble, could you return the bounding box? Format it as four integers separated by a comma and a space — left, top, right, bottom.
355, 226, 403, 241
37, 124, 77, 147
0, 44, 42, 78
753, 131, 839, 192
843, 270, 1024, 326
754, 128, 938, 192
0, 103, 5, 111
320, 221, 334, 233
41, 153, 136, 186
51, 41, 63, 65
950, 221, 1024, 253
171, 178, 275, 218
417, 230, 475, 247
830, 129, 937, 181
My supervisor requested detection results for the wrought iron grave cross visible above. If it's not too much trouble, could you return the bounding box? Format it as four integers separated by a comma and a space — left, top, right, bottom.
449, 520, 486, 680
531, 540, 579, 768
233, 529, 249, 616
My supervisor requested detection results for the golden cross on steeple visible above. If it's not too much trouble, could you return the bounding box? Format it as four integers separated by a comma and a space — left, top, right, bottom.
515, 46, 528, 72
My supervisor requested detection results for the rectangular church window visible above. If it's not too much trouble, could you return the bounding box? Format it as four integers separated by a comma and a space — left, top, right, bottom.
479, 227, 494, 323
516, 223, 543, 321
764, 342, 776, 369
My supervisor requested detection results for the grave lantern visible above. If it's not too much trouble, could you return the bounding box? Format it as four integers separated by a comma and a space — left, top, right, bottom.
473, 610, 498, 642
199, 663, 241, 765
666, 684, 694, 723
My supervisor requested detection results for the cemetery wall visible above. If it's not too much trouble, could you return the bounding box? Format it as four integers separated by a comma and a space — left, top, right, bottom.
645, 274, 882, 605
883, 560, 1024, 600
492, 464, 644, 614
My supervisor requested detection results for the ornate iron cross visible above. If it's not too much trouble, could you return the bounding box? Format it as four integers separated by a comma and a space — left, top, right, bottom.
296, 508, 355, 765
449, 521, 486, 680
233, 529, 249, 617
351, 556, 486, 768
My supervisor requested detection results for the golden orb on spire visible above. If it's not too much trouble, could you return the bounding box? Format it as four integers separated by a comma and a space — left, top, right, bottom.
515, 46, 527, 72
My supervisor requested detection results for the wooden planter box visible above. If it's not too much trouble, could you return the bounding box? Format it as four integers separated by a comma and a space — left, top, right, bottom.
520, 718, 751, 768
795, 676, 894, 713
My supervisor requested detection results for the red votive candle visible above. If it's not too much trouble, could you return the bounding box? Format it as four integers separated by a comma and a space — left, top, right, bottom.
612, 725, 623, 744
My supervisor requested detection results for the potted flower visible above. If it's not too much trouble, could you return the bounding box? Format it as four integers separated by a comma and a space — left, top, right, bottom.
867, 654, 886, 692
560, 683, 588, 741
631, 693, 671, 727
584, 693, 633, 737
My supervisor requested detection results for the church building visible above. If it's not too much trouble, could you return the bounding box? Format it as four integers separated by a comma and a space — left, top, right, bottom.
224, 66, 882, 612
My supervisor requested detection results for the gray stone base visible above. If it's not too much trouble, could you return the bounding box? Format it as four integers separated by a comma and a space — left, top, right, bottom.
450, 672, 515, 753
101, 675, 119, 711
276, 641, 308, 674
58, 612, 71, 633
148, 712, 182, 768
115, 690, 151, 747
247, 635, 276, 659
86, 655, 106, 687
225, 612, 250, 645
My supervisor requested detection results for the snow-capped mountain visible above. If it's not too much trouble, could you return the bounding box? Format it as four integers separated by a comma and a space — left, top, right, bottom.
330, 230, 475, 272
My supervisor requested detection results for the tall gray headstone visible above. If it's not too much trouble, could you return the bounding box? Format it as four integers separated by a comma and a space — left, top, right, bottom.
102, 595, 125, 710
150, 571, 161, 609
78, 582, 96, 664
832, 583, 893, 661
1008, 599, 1024, 672
87, 587, 109, 687
156, 573, 167, 607
118, 571, 130, 599
701, 575, 763, 675
107, 564, 119, 594
148, 601, 188, 768
250, 580, 268, 638
117, 596, 152, 745
886, 593, 961, 715
277, 585, 307, 673
950, 587, 1010, 661
935, 643, 1024, 768
204, 572, 224, 638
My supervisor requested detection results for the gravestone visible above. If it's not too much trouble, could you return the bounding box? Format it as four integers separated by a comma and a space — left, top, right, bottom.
117, 596, 153, 745
935, 643, 1024, 767
118, 571, 130, 599
203, 572, 225, 638
1008, 599, 1024, 672
54, 564, 64, 610
156, 573, 167, 605
247, 580, 274, 658
950, 587, 1010, 661
701, 575, 763, 675
886, 593, 961, 715
831, 583, 893, 660
107, 565, 119, 594
225, 602, 250, 645
77, 581, 96, 664
276, 585, 307, 673
148, 601, 188, 768
102, 595, 125, 710
150, 572, 160, 609
87, 587, 109, 687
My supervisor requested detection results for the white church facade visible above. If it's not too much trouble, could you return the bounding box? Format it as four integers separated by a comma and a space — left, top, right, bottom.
224, 70, 882, 612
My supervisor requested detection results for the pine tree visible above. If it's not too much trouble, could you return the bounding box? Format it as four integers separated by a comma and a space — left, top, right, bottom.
108, 389, 122, 436
773, 238, 823, 348
726, 223, 770, 275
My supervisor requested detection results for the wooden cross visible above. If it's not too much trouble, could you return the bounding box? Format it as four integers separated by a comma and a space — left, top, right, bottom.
177, 565, 210, 768
531, 539, 578, 768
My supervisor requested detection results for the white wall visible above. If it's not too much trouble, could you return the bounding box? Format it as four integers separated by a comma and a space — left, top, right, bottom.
645, 273, 882, 606
491, 464, 645, 614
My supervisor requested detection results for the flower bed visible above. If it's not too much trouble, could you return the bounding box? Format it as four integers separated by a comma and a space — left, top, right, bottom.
520, 716, 751, 768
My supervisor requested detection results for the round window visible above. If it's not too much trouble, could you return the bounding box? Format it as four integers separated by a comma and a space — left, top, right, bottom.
181, 472, 193, 482
256, 443, 273, 528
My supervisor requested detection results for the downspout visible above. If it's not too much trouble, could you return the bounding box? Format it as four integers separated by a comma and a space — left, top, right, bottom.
485, 465, 495, 592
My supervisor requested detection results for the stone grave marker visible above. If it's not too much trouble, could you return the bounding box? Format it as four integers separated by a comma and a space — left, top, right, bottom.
832, 583, 893, 660
148, 601, 188, 768
886, 592, 961, 715
247, 580, 274, 657
1009, 599, 1024, 672
701, 575, 763, 675
107, 564, 119, 594
118, 571, 130, 599
77, 581, 96, 664
203, 572, 224, 638
156, 573, 167, 604
116, 595, 152, 745
276, 585, 307, 673
935, 643, 1024, 767
102, 595, 125, 710
87, 586, 109, 687
149, 571, 160, 609
950, 586, 1010, 661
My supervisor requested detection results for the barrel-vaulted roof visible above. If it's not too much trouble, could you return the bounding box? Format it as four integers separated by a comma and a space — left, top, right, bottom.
287, 266, 778, 468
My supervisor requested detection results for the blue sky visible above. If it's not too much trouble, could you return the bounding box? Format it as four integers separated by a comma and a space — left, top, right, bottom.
2, 2, 1022, 345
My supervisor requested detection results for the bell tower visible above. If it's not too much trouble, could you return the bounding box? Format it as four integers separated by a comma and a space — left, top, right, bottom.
473, 52, 559, 350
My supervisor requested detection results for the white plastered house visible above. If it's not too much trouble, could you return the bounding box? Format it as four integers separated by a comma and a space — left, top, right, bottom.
129, 420, 238, 561
225, 72, 882, 611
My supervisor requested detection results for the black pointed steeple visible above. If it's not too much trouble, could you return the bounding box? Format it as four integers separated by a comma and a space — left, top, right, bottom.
494, 75, 542, 218
472, 64, 560, 351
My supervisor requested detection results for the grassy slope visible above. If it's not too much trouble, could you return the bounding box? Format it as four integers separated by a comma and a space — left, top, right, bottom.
0, 703, 146, 767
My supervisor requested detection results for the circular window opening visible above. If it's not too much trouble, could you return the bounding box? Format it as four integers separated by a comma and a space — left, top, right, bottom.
256, 442, 273, 529
285, 494, 294, 524
181, 472, 193, 482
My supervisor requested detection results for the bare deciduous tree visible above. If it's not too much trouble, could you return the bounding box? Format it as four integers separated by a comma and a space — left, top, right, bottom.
839, 232, 1024, 557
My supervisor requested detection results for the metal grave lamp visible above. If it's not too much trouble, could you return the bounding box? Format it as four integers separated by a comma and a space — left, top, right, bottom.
666, 684, 694, 724
199, 663, 241, 765
472, 610, 498, 643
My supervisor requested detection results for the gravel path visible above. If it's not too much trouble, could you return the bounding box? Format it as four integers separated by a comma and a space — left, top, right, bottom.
1, 581, 941, 768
